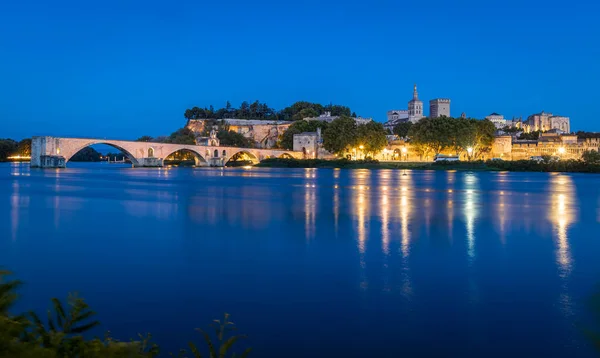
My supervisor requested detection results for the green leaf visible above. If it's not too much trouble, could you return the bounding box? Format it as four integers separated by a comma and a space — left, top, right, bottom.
219, 334, 246, 358
198, 328, 217, 358
240, 347, 252, 358
51, 298, 66, 327
46, 309, 56, 332
70, 320, 100, 333
188, 341, 203, 358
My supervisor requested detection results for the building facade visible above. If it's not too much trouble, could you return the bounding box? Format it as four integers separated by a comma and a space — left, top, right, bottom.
408, 84, 424, 123
486, 113, 507, 129
491, 133, 599, 160
293, 128, 323, 158
429, 98, 450, 118
383, 110, 409, 132
520, 111, 571, 133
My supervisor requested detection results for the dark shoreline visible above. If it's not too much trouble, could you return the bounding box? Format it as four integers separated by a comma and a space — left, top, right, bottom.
255, 158, 600, 173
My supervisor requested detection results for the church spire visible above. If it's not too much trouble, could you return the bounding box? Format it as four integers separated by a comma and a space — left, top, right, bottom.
413, 83, 418, 100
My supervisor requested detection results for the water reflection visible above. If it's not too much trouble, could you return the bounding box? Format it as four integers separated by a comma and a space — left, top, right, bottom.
463, 173, 479, 262
549, 175, 576, 278
380, 185, 390, 256
399, 171, 413, 299
304, 184, 316, 241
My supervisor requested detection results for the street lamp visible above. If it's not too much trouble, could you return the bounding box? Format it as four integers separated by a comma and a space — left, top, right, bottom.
467, 147, 473, 161
359, 145, 364, 159
401, 147, 408, 161
558, 146, 566, 155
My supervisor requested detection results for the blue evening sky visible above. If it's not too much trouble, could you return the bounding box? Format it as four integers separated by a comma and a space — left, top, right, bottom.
1, 0, 599, 140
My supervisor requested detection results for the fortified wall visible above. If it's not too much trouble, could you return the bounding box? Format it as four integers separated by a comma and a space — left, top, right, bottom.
186, 119, 293, 149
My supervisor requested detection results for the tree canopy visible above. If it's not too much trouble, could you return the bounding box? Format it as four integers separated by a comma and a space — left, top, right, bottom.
582, 150, 600, 164
322, 116, 358, 154
0, 139, 17, 161
518, 131, 541, 140
356, 121, 388, 155
184, 101, 355, 122
408, 116, 496, 159
165, 127, 196, 145
392, 122, 413, 138
217, 129, 254, 148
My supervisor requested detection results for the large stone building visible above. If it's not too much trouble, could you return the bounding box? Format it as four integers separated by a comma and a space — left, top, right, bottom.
408, 84, 424, 123
429, 98, 450, 118
292, 128, 332, 159
186, 119, 292, 148
485, 113, 507, 129
514, 111, 571, 133
491, 132, 598, 160
383, 110, 409, 132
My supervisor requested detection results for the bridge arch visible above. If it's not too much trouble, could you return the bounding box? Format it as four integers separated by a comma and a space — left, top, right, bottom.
163, 148, 208, 167
225, 150, 260, 165
278, 152, 294, 159
64, 141, 140, 166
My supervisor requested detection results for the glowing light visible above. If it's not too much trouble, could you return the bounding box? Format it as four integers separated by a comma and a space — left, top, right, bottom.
401, 147, 408, 153
359, 145, 364, 150
243, 165, 252, 169
467, 147, 473, 154
7, 155, 31, 160
558, 147, 566, 155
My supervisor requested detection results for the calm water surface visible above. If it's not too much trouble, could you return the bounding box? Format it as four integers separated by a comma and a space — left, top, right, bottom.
2, 162, 600, 357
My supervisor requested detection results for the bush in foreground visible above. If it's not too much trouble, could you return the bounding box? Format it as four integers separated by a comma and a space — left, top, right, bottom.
0, 270, 250, 357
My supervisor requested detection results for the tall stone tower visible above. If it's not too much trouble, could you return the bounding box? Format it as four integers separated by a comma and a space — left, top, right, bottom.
408, 84, 424, 123
429, 98, 451, 118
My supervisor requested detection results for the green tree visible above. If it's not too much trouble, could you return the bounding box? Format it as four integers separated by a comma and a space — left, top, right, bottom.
0, 139, 17, 161
218, 130, 254, 148
392, 122, 413, 138
70, 147, 102, 162
518, 131, 541, 140
136, 136, 153, 142
323, 116, 357, 154
356, 121, 388, 156
471, 119, 497, 159
582, 150, 600, 164
408, 117, 449, 158
16, 139, 32, 157
167, 128, 196, 145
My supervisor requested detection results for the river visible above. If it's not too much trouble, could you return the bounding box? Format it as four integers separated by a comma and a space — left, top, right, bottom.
1, 162, 600, 357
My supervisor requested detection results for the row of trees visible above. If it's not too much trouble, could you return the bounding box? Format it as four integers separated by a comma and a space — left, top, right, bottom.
184, 101, 355, 122
393, 116, 496, 159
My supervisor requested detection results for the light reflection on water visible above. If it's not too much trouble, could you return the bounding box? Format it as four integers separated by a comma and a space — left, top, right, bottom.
2, 163, 600, 358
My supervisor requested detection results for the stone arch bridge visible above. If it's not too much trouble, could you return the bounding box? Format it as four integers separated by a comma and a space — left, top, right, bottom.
30, 136, 301, 168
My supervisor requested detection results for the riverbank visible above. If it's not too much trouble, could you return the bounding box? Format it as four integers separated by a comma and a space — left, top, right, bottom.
255, 158, 600, 173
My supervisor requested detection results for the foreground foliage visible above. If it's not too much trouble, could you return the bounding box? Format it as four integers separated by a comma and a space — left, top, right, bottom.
0, 270, 250, 357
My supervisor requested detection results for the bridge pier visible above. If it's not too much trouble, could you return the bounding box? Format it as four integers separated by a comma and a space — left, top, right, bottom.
134, 157, 164, 168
